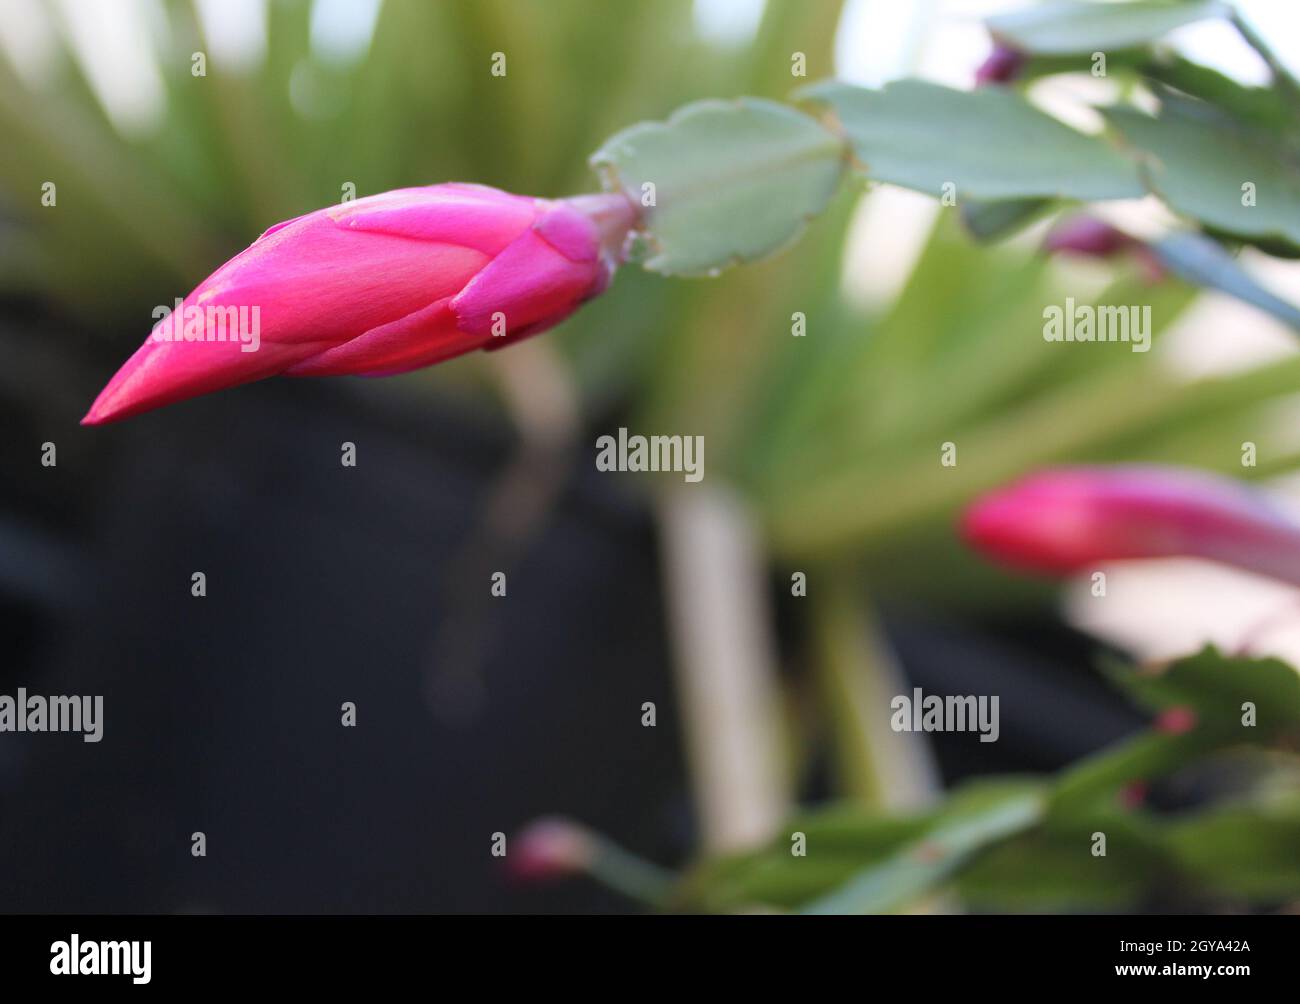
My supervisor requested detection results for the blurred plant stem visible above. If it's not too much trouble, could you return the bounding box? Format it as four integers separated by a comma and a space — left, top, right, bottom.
424, 341, 579, 724
585, 832, 677, 908
657, 485, 790, 852
1232, 9, 1300, 118
812, 568, 940, 811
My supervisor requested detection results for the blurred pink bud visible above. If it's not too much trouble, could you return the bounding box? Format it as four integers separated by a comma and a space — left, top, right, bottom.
961, 466, 1300, 587
1153, 706, 1198, 736
1119, 781, 1148, 809
1042, 215, 1167, 282
1042, 216, 1135, 258
974, 42, 1026, 86
82, 184, 637, 424
507, 817, 595, 884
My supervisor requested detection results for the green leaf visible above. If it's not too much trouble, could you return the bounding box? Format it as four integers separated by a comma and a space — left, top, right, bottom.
961, 197, 1053, 241
1142, 55, 1295, 133
987, 0, 1230, 56
589, 97, 847, 276
800, 79, 1143, 201
1106, 98, 1300, 251
1015, 49, 1152, 83
674, 809, 935, 911
1111, 646, 1300, 738
675, 781, 1045, 913
800, 782, 1045, 914
1151, 231, 1300, 331
1163, 800, 1300, 899
1053, 649, 1300, 810
1052, 731, 1212, 811
958, 810, 1165, 910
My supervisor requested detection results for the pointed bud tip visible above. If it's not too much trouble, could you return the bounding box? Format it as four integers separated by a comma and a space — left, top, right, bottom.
960, 482, 1089, 576
81, 388, 132, 426
80, 403, 108, 426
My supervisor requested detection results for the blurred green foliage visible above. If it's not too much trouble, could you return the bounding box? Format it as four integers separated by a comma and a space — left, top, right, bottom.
676, 648, 1300, 913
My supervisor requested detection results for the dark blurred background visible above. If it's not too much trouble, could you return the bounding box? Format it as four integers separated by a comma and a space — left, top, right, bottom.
0, 302, 1142, 912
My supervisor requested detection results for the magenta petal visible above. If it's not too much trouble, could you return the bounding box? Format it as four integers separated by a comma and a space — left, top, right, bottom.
452, 228, 600, 340
205, 214, 489, 347
533, 203, 601, 262
286, 297, 475, 377
329, 184, 537, 257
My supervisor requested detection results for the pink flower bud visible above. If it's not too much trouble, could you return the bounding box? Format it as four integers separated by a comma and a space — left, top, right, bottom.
1153, 706, 1198, 736
1042, 216, 1135, 259
1042, 215, 1167, 282
82, 184, 637, 424
1119, 780, 1148, 809
961, 466, 1300, 587
974, 42, 1026, 86
506, 817, 595, 883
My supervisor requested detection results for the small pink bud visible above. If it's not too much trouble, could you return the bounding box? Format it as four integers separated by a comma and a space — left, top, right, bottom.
507, 817, 596, 884
1042, 215, 1167, 282
974, 42, 1026, 86
82, 184, 637, 424
961, 466, 1300, 587
1153, 706, 1198, 735
1119, 781, 1148, 809
1042, 215, 1135, 259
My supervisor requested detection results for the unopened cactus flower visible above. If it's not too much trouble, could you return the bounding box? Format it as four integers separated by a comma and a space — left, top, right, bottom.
962, 465, 1300, 587
974, 42, 1026, 86
1041, 214, 1167, 282
1042, 215, 1136, 259
82, 183, 637, 424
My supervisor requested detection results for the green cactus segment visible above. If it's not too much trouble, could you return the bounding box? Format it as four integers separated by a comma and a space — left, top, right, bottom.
590, 98, 847, 277
800, 79, 1144, 203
